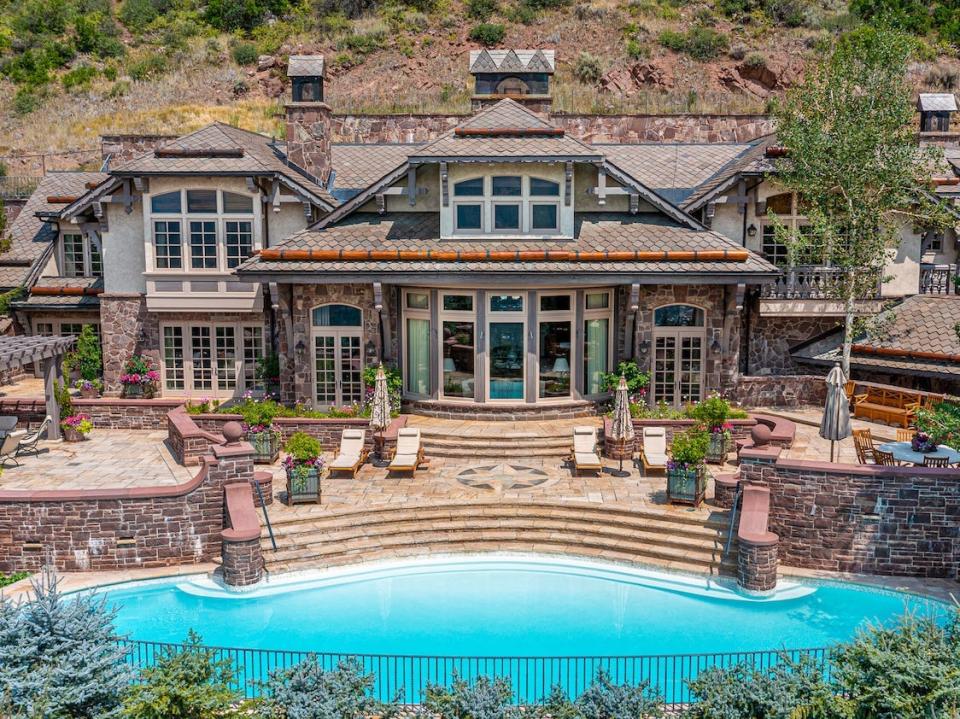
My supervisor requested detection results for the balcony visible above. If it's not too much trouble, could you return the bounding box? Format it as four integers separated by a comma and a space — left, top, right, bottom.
919, 264, 958, 296
759, 265, 882, 317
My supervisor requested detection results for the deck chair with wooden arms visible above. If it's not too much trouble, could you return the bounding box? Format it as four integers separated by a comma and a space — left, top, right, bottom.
895, 428, 914, 443
328, 429, 369, 478
0, 429, 28, 467
852, 429, 875, 465
15, 416, 51, 460
388, 428, 423, 474
874, 449, 897, 466
922, 455, 950, 468
571, 426, 602, 476
639, 427, 668, 474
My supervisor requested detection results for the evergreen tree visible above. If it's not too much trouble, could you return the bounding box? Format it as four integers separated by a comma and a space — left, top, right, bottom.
0, 570, 131, 718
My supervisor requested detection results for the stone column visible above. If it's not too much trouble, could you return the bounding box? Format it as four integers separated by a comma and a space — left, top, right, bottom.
214, 423, 263, 587
738, 538, 778, 593
99, 294, 158, 395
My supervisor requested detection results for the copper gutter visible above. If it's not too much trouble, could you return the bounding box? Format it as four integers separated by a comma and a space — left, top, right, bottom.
851, 344, 960, 364
31, 286, 103, 297
46, 195, 80, 204
255, 248, 751, 263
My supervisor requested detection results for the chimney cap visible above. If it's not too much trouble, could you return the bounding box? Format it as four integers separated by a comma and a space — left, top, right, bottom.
288, 55, 326, 79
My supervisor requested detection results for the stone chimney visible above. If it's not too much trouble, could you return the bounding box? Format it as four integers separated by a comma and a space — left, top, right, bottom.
469, 49, 555, 113
285, 55, 332, 185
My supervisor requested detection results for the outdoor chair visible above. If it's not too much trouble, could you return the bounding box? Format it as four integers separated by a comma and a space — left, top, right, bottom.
639, 427, 668, 474
922, 455, 950, 468
0, 429, 28, 467
328, 429, 369, 478
873, 449, 897, 466
852, 429, 876, 465
15, 416, 52, 460
895, 428, 914, 443
388, 428, 423, 474
570, 426, 602, 476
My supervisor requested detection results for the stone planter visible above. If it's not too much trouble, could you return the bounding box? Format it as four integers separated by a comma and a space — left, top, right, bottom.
705, 431, 731, 464
79, 386, 100, 399
247, 429, 281, 464
667, 463, 706, 506
286, 465, 321, 505
62, 426, 88, 443
122, 383, 155, 399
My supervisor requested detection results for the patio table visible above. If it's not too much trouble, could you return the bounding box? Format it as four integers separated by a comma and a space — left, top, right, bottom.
0, 415, 18, 439
876, 441, 960, 466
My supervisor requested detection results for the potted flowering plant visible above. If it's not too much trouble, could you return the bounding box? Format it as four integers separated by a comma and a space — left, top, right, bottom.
120, 355, 160, 398
910, 431, 937, 453
73, 378, 103, 399
61, 413, 93, 442
667, 426, 709, 506
687, 395, 734, 464
283, 431, 324, 504
238, 394, 282, 463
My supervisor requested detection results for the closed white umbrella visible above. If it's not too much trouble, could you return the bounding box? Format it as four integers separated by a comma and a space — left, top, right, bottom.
371, 364, 391, 463
820, 363, 852, 462
610, 375, 635, 475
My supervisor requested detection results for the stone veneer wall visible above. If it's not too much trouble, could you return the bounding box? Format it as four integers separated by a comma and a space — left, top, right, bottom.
0, 397, 185, 429
740, 451, 960, 578
327, 113, 774, 144
733, 375, 828, 408
746, 313, 839, 376
286, 102, 333, 185
737, 540, 778, 592
0, 443, 248, 573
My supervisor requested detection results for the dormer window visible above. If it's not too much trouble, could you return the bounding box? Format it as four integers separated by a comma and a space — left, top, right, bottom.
60, 232, 102, 278
449, 174, 564, 237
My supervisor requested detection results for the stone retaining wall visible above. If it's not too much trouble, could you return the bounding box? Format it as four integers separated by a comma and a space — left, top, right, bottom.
733, 375, 828, 409
0, 397, 185, 430
740, 449, 960, 579
0, 443, 248, 573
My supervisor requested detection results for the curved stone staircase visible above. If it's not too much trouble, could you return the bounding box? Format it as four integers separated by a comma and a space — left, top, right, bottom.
409, 417, 603, 460
260, 502, 737, 578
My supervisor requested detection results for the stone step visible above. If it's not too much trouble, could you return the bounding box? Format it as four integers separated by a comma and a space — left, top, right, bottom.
264, 505, 729, 543
420, 435, 574, 448
425, 446, 571, 459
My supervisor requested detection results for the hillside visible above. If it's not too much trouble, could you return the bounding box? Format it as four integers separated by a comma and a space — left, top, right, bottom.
0, 0, 957, 158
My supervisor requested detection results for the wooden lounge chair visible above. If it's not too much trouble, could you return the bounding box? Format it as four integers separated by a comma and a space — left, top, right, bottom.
0, 429, 27, 467
922, 455, 950, 468
15, 416, 52, 460
874, 449, 897, 466
639, 427, 668, 474
570, 426, 602, 476
328, 429, 369, 478
388, 428, 423, 474
852, 429, 875, 465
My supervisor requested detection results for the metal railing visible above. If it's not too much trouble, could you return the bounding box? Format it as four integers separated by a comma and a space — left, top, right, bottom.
120, 639, 830, 708
919, 264, 958, 295
761, 265, 882, 301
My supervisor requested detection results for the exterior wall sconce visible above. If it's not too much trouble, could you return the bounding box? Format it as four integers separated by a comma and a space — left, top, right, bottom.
637, 339, 650, 355
365, 340, 378, 360
710, 331, 722, 354
295, 339, 306, 356
746, 224, 758, 238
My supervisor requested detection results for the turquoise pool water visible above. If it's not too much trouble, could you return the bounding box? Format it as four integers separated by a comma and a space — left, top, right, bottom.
102, 557, 941, 657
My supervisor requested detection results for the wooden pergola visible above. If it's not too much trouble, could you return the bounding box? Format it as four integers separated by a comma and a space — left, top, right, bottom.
0, 335, 75, 441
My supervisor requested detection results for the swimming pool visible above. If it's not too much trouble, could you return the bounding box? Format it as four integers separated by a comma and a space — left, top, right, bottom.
101, 556, 944, 704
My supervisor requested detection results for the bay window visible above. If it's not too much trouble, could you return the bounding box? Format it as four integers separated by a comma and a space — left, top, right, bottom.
160, 321, 265, 396
149, 189, 258, 272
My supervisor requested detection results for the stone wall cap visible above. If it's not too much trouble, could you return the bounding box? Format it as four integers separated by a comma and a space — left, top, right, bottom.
775, 457, 960, 476
740, 445, 783, 461
739, 531, 779, 547
0, 462, 209, 502
213, 442, 255, 459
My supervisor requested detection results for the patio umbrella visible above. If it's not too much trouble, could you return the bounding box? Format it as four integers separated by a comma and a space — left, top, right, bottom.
370, 364, 391, 464
820, 363, 852, 463
610, 375, 635, 475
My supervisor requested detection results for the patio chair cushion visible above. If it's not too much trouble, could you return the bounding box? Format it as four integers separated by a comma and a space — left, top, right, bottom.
337, 429, 365, 458
395, 428, 421, 456
330, 453, 362, 470
574, 451, 602, 468
390, 453, 419, 468
1, 429, 25, 454
573, 427, 597, 455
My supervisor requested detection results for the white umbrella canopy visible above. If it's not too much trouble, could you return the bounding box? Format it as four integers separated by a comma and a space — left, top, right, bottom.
820, 363, 852, 462
610, 375, 635, 474
370, 364, 391, 461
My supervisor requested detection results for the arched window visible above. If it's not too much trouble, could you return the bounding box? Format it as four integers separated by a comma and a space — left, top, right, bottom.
496, 76, 530, 95
654, 305, 705, 327
312, 304, 362, 327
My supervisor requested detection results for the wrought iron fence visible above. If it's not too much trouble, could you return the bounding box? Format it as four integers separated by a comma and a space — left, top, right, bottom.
120, 639, 830, 709
919, 264, 958, 295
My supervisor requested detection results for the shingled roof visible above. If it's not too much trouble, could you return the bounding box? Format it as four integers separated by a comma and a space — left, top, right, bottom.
918, 93, 958, 113
469, 49, 555, 74
793, 294, 960, 379
329, 144, 422, 200
0, 172, 108, 290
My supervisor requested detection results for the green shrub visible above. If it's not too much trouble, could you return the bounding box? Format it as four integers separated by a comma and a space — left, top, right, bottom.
119, 0, 160, 32
626, 38, 650, 59
13, 0, 70, 37
255, 658, 398, 718
205, 0, 291, 31
64, 325, 102, 380
658, 25, 729, 60
469, 22, 505, 45
103, 64, 118, 80
121, 630, 244, 719
233, 397, 283, 428
574, 51, 603, 83
62, 64, 98, 90
505, 2, 538, 22
231, 41, 258, 66
669, 427, 709, 466
467, 0, 498, 20
75, 13, 124, 58
914, 400, 960, 446
600, 360, 650, 397
12, 88, 42, 114
337, 29, 387, 55
685, 395, 733, 430
108, 80, 130, 97
0, 571, 28, 588
766, 0, 808, 27
743, 51, 767, 68
127, 52, 168, 80
283, 431, 322, 463
0, 573, 131, 718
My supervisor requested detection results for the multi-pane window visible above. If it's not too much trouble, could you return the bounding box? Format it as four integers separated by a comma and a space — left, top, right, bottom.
154, 221, 182, 269
758, 192, 815, 267
61, 234, 103, 278
450, 175, 565, 236
189, 221, 217, 269
149, 189, 257, 271
161, 323, 264, 396
225, 221, 253, 268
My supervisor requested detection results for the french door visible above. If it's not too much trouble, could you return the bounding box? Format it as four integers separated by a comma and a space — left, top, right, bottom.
313, 331, 363, 409
652, 333, 704, 408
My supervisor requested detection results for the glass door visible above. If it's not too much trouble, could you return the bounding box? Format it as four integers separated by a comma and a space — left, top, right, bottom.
314, 335, 337, 406
488, 294, 525, 401
314, 330, 363, 409
652, 333, 704, 407
339, 334, 364, 405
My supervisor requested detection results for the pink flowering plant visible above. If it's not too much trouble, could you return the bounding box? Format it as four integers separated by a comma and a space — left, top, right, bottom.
282, 431, 325, 492
60, 413, 93, 436
119, 355, 159, 388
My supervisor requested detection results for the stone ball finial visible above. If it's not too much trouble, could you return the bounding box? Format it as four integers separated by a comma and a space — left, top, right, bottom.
751, 424, 772, 448
223, 421, 244, 445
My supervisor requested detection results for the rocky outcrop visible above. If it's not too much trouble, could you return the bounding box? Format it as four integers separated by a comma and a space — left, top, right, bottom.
600, 61, 675, 94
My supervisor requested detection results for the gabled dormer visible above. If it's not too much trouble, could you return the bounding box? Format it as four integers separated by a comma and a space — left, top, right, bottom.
469, 49, 555, 112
